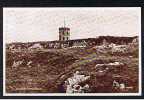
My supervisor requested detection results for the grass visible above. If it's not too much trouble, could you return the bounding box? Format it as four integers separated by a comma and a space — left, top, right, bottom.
6, 46, 139, 93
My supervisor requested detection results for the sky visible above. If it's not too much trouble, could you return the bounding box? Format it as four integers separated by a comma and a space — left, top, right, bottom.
3, 7, 141, 43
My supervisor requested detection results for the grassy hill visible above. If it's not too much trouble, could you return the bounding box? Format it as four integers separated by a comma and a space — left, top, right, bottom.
6, 44, 139, 93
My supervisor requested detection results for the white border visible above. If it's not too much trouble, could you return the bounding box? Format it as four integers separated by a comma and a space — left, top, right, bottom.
3, 7, 142, 96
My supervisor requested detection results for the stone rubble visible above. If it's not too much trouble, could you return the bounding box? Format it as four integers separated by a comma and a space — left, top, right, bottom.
65, 71, 90, 93
12, 60, 23, 68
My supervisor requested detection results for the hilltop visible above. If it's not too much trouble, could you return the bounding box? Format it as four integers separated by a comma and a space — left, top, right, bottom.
5, 36, 139, 93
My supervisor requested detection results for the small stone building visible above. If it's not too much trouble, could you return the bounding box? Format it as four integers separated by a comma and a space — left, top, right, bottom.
59, 27, 70, 41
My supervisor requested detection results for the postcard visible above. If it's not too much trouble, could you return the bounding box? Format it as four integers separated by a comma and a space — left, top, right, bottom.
3, 7, 141, 96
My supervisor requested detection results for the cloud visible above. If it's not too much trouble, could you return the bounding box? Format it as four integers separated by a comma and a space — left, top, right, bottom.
4, 7, 140, 43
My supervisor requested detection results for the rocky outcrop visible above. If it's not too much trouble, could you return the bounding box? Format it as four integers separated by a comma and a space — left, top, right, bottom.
65, 71, 90, 93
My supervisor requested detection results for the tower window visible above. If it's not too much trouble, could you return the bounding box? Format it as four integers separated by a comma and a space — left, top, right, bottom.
67, 37, 69, 40
59, 36, 61, 40
63, 37, 65, 41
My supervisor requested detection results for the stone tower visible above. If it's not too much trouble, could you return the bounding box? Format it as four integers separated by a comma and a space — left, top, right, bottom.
59, 19, 70, 41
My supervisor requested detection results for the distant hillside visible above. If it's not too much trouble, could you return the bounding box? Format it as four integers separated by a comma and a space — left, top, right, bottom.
6, 36, 138, 50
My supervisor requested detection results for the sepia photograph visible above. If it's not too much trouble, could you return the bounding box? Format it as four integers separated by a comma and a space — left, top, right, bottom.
3, 7, 141, 96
